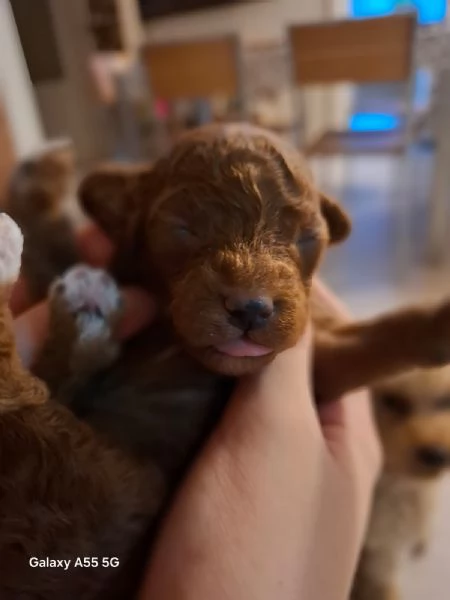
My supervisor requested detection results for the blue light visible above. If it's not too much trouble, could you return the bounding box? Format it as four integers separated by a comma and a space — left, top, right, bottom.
350, 0, 396, 17
349, 113, 401, 131
416, 0, 447, 24
349, 0, 446, 24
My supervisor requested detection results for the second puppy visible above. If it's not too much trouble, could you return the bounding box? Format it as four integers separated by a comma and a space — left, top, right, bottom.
353, 366, 450, 600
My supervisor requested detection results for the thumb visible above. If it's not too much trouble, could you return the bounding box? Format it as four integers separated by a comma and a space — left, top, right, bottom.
231, 321, 317, 425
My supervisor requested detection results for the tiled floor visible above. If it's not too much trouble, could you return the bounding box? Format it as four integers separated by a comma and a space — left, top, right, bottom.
317, 152, 450, 600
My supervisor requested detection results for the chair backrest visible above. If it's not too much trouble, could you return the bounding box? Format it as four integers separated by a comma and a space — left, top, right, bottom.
141, 35, 242, 100
288, 13, 416, 86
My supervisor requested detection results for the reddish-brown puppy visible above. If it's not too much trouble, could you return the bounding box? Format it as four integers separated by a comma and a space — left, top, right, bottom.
79, 124, 350, 378
79, 123, 450, 396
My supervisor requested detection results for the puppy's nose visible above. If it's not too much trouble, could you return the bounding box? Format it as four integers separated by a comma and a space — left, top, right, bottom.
416, 445, 450, 469
225, 295, 274, 331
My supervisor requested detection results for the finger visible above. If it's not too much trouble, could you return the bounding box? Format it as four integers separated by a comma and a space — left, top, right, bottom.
14, 287, 156, 369
9, 224, 115, 317
116, 288, 156, 340
319, 389, 381, 473
233, 322, 319, 428
76, 224, 114, 267
9, 276, 31, 316
13, 302, 49, 369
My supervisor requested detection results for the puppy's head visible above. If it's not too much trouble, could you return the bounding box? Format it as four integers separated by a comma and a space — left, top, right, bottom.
80, 124, 350, 375
374, 366, 450, 479
9, 140, 75, 216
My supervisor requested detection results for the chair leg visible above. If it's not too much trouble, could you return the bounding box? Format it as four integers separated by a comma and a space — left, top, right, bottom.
394, 149, 413, 278
427, 69, 450, 265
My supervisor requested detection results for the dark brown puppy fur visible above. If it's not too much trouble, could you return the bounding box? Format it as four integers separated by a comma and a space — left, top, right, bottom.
352, 367, 450, 600
4, 124, 450, 598
0, 216, 163, 599
4, 142, 79, 303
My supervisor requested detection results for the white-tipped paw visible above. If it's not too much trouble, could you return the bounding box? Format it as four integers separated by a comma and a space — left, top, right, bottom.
49, 265, 122, 330
0, 213, 23, 285
49, 265, 122, 374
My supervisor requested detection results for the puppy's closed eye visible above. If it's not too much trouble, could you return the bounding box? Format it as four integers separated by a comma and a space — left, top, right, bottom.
297, 232, 322, 279
172, 222, 198, 243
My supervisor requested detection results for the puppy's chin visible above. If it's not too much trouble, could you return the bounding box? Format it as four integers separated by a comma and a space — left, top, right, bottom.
188, 345, 276, 376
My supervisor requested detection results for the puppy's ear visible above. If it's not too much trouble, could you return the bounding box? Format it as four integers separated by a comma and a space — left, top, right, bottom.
320, 192, 351, 244
79, 165, 149, 243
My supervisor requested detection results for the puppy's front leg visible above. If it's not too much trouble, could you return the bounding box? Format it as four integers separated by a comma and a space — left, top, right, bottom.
34, 265, 122, 399
314, 300, 450, 402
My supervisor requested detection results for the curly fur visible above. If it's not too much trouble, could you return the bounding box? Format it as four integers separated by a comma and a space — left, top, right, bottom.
2, 124, 450, 597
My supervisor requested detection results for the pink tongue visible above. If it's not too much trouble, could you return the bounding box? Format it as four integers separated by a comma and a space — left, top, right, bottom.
215, 339, 272, 357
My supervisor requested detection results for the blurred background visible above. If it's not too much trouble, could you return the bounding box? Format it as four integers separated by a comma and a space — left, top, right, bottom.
1, 0, 450, 596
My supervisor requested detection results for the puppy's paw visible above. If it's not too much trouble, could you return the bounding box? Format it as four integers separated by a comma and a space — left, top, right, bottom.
0, 213, 23, 286
50, 265, 121, 325
49, 265, 122, 374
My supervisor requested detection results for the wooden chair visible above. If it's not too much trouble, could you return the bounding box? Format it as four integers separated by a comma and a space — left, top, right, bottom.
288, 13, 417, 156
141, 35, 247, 138
288, 13, 418, 271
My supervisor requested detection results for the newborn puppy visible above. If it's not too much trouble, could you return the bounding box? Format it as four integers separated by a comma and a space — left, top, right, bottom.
0, 215, 161, 599
4, 141, 79, 303
352, 367, 450, 600
78, 123, 450, 397
78, 123, 351, 378
37, 124, 354, 472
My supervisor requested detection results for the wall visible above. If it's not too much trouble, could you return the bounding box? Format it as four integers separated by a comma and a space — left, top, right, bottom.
34, 0, 109, 165
0, 0, 44, 158
136, 0, 352, 141
142, 0, 326, 45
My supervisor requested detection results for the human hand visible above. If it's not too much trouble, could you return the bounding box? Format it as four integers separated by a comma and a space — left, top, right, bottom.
10, 224, 155, 368
140, 279, 381, 600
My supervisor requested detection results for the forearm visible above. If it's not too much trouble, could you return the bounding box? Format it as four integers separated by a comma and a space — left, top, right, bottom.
139, 281, 379, 600
139, 337, 326, 600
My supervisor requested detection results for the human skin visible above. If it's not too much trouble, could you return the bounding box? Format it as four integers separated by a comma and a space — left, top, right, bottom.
138, 280, 381, 600
11, 225, 155, 367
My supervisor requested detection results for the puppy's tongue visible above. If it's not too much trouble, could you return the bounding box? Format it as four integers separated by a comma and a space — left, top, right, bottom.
215, 338, 272, 357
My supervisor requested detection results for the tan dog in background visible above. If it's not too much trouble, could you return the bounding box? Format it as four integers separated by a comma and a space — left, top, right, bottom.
352, 366, 450, 600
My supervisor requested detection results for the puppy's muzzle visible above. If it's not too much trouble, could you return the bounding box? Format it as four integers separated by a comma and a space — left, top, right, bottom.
225, 294, 274, 332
